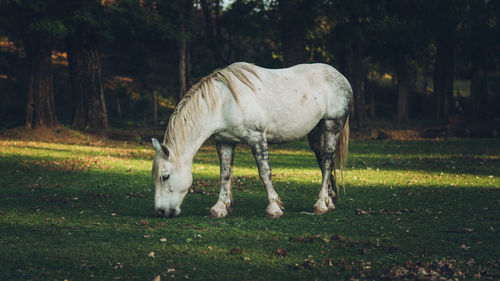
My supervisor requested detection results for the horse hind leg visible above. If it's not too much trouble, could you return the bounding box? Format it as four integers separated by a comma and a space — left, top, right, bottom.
210, 142, 236, 218
308, 120, 338, 205
310, 118, 342, 214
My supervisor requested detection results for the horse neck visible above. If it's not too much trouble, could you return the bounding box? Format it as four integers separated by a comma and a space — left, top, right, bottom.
173, 108, 220, 167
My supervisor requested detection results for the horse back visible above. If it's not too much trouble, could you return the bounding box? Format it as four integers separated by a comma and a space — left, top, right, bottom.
216, 63, 352, 143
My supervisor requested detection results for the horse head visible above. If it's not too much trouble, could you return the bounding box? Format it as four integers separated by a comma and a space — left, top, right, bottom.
151, 138, 192, 218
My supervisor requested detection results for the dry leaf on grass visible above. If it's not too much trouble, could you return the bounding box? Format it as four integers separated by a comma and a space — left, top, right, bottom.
229, 248, 243, 255
276, 248, 287, 257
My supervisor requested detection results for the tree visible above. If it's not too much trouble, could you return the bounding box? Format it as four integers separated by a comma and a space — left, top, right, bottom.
24, 34, 58, 128
427, 0, 467, 121
465, 0, 499, 120
64, 1, 111, 129
328, 0, 373, 129
176, 0, 194, 100
222, 0, 281, 67
368, 0, 428, 122
278, 0, 317, 67
1, 0, 67, 128
200, 0, 227, 67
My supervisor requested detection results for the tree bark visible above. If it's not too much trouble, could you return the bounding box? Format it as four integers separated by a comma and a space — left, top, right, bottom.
468, 0, 489, 120
23, 36, 58, 129
0, 91, 6, 124
339, 31, 367, 130
278, 0, 307, 67
350, 34, 367, 130
433, 37, 455, 121
178, 0, 193, 100
470, 49, 487, 119
178, 22, 188, 100
396, 55, 409, 122
116, 93, 122, 120
200, 0, 225, 66
67, 36, 109, 129
153, 90, 158, 124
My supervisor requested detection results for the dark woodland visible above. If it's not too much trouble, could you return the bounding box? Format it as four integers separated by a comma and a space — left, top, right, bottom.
0, 0, 499, 137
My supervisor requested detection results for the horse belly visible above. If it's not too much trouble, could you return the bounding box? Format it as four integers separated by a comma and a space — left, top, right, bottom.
261, 95, 325, 143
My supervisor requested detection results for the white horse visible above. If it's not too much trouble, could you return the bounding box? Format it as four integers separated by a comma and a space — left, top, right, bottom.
151, 62, 352, 218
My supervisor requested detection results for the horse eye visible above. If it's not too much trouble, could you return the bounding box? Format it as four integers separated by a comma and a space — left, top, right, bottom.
162, 175, 170, 181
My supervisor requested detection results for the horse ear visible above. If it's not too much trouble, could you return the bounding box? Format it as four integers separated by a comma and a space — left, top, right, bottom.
152, 138, 170, 157
160, 143, 169, 157
151, 138, 161, 152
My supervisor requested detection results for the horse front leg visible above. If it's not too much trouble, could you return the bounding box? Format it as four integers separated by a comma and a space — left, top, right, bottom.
210, 143, 236, 218
249, 135, 284, 218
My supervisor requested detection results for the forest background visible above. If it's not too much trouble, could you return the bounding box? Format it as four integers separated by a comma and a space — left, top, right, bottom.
0, 0, 499, 138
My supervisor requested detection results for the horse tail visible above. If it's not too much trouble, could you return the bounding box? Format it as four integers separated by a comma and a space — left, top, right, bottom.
335, 116, 350, 194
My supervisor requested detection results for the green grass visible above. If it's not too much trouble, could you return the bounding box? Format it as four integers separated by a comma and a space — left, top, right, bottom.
0, 138, 499, 280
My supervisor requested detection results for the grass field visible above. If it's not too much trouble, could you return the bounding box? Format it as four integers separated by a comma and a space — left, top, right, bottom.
0, 135, 499, 280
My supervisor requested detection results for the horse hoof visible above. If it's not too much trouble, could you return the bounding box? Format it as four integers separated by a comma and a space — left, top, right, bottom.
313, 197, 335, 215
266, 212, 283, 219
209, 210, 227, 218
313, 208, 327, 215
266, 203, 284, 218
209, 207, 228, 218
313, 203, 329, 215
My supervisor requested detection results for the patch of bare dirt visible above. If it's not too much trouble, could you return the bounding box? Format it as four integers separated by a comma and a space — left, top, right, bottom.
0, 127, 108, 145
0, 125, 167, 147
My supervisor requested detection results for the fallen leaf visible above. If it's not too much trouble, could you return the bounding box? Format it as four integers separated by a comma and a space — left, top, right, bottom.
229, 247, 243, 255
153, 275, 160, 281
148, 252, 155, 258
331, 234, 346, 242
276, 248, 287, 257
459, 244, 470, 251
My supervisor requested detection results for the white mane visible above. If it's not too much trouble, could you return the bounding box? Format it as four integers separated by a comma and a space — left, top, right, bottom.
163, 62, 259, 163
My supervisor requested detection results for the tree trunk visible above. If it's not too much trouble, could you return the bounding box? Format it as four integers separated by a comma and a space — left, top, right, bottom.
186, 40, 192, 88
178, 0, 193, 100
278, 0, 307, 67
470, 50, 487, 119
0, 91, 5, 124
433, 37, 455, 120
368, 75, 375, 119
350, 34, 367, 129
339, 31, 367, 130
116, 93, 122, 120
153, 90, 158, 124
200, 0, 225, 66
23, 36, 58, 129
67, 36, 108, 129
396, 55, 410, 122
178, 23, 188, 100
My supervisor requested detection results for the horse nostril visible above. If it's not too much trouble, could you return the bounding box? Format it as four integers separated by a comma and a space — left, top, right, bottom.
168, 208, 176, 218
157, 208, 167, 218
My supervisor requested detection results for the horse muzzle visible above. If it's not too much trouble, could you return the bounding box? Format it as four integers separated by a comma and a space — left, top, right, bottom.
157, 208, 180, 218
